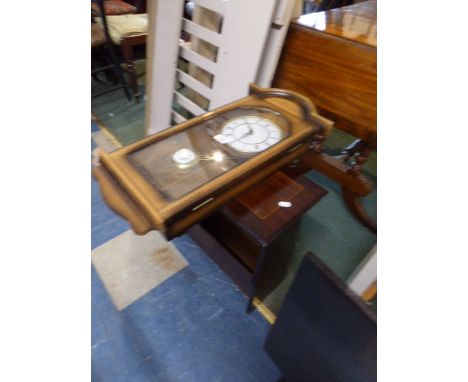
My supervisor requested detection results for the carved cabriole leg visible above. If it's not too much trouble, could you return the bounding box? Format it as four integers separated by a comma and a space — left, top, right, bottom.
292, 141, 376, 233
342, 186, 377, 233
295, 152, 373, 197
311, 138, 376, 232
339, 139, 376, 233
348, 140, 373, 176
337, 138, 364, 163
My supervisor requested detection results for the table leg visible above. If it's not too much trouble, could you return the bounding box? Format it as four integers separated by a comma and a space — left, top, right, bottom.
294, 139, 377, 233
342, 186, 376, 233
340, 139, 376, 232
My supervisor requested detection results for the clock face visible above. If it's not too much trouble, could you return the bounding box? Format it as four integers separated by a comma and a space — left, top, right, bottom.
219, 116, 282, 154
128, 106, 291, 201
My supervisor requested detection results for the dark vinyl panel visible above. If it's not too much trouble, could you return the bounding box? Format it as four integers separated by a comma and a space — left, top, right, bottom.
264, 252, 376, 382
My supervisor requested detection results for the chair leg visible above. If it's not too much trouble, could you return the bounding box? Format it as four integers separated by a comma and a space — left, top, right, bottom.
126, 59, 141, 102
107, 44, 132, 100
95, 0, 132, 100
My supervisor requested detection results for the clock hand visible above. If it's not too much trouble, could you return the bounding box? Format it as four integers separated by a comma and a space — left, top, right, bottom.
243, 119, 254, 135
238, 130, 251, 140
214, 122, 254, 145
238, 121, 255, 140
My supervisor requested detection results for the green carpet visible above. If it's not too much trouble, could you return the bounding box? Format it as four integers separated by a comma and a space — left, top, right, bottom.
261, 126, 377, 312
92, 60, 146, 146
91, 76, 377, 314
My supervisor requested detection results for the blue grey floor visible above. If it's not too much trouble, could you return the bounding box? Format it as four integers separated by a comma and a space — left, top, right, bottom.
92, 128, 281, 381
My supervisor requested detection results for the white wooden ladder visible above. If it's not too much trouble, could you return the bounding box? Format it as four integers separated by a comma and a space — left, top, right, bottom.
145, 0, 298, 135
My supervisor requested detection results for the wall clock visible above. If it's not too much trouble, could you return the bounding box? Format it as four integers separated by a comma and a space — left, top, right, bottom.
93, 84, 331, 239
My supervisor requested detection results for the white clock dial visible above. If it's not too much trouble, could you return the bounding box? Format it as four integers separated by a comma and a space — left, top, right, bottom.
220, 116, 282, 153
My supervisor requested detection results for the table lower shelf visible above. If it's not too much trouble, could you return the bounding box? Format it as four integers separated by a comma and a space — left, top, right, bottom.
187, 170, 327, 313
188, 224, 254, 299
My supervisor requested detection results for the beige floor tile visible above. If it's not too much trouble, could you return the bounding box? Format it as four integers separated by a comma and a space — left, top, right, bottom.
92, 230, 188, 310
91, 130, 119, 153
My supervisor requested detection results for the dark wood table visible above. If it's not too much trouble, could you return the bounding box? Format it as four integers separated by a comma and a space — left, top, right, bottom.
189, 169, 327, 312
275, 0, 376, 141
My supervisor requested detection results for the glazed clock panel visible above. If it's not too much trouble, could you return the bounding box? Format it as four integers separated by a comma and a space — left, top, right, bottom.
94, 85, 333, 238
128, 106, 291, 201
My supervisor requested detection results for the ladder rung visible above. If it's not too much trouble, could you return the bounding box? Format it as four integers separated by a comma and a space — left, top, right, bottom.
182, 18, 223, 47
191, 0, 226, 15
175, 69, 213, 99
179, 45, 217, 75
173, 91, 206, 116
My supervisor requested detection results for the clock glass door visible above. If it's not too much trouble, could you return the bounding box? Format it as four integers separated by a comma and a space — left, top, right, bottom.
128, 106, 291, 201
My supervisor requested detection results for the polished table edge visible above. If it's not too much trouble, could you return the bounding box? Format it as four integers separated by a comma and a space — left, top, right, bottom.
292, 0, 377, 48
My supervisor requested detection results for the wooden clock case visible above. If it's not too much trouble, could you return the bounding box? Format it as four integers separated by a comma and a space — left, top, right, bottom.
93, 85, 332, 239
